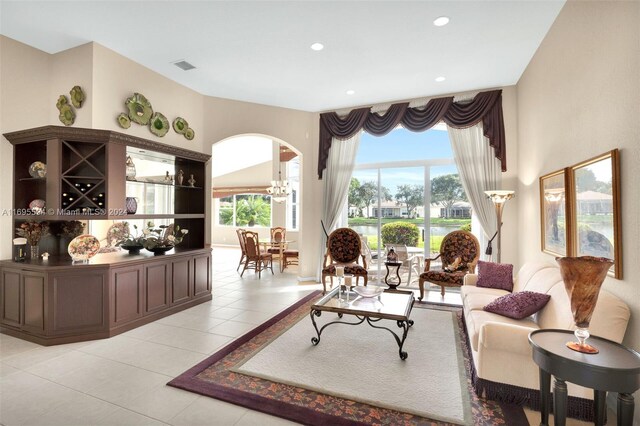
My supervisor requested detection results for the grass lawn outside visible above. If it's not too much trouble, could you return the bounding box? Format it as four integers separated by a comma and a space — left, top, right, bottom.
364, 235, 445, 253
349, 217, 471, 227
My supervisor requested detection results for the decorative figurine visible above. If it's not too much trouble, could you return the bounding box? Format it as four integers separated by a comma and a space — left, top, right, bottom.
188, 174, 196, 187
177, 170, 184, 186
164, 171, 173, 183
387, 247, 398, 262
125, 156, 136, 180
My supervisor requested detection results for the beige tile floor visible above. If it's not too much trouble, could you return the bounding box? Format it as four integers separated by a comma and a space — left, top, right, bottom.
0, 247, 608, 425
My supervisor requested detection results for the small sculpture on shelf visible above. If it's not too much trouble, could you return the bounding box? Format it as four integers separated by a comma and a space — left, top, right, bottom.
177, 170, 184, 186
125, 156, 137, 181
188, 174, 196, 187
164, 171, 173, 183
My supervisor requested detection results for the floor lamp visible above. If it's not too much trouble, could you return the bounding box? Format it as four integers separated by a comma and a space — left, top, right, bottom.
484, 190, 515, 263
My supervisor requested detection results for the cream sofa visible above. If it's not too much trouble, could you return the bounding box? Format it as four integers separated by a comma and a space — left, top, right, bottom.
461, 261, 630, 415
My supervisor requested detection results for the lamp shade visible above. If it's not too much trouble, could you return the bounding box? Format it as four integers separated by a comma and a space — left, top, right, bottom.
485, 190, 515, 204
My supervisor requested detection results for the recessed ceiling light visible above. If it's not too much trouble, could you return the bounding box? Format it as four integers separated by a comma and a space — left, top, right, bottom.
435, 76, 446, 82
310, 42, 324, 51
346, 90, 355, 95
433, 16, 450, 27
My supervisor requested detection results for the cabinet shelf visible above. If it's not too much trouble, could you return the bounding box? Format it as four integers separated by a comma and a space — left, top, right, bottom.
127, 179, 202, 189
117, 214, 205, 220
18, 177, 46, 182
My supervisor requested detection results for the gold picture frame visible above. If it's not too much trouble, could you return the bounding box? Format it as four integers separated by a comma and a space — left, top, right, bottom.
539, 169, 570, 257
569, 149, 622, 278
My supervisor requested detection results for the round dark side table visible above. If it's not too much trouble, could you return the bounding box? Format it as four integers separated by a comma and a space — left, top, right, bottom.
384, 261, 402, 289
528, 329, 640, 426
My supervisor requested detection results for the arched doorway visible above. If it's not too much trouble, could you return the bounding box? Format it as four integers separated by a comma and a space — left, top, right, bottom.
210, 134, 302, 273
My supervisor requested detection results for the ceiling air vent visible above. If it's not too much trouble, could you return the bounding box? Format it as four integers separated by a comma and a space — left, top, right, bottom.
173, 60, 196, 71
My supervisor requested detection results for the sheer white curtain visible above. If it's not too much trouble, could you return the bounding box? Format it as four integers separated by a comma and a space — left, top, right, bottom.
317, 132, 362, 279
448, 123, 501, 260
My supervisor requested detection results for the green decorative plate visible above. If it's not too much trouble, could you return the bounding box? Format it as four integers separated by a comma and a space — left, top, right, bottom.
117, 113, 131, 129
172, 117, 189, 134
69, 86, 86, 108
56, 95, 68, 110
58, 104, 75, 126
125, 93, 153, 125
184, 128, 195, 140
149, 112, 169, 137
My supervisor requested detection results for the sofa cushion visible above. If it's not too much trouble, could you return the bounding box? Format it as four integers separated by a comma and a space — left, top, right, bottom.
483, 291, 551, 319
463, 291, 510, 317
460, 284, 508, 305
465, 310, 538, 351
513, 262, 561, 293
476, 261, 514, 291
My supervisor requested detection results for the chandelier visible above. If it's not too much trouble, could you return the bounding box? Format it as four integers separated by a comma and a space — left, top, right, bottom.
267, 167, 291, 203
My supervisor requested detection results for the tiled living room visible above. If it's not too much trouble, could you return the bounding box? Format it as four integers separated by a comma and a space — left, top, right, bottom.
1, 1, 639, 425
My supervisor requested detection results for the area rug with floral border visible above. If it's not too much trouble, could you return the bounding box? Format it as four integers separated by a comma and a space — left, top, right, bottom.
168, 291, 528, 425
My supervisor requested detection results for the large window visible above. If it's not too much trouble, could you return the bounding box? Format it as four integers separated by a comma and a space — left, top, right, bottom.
348, 126, 470, 284
286, 157, 300, 230
218, 194, 272, 227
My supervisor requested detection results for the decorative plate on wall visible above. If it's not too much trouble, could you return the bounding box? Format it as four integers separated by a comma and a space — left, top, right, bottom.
125, 93, 153, 125
149, 112, 170, 137
172, 117, 188, 134
117, 113, 131, 129
70, 86, 86, 108
58, 104, 76, 126
68, 234, 101, 262
28, 161, 47, 178
184, 128, 195, 140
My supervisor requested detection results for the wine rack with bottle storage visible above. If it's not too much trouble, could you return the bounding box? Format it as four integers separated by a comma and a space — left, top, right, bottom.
1, 126, 212, 345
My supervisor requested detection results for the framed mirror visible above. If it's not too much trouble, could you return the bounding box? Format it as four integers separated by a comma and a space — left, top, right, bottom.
569, 149, 621, 278
540, 169, 570, 257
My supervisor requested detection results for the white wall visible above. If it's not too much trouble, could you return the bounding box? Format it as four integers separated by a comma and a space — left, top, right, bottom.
516, 0, 640, 417
1, 37, 53, 256
203, 97, 319, 279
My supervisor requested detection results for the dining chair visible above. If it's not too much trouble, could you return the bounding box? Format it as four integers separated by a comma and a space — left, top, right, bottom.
282, 249, 299, 270
235, 228, 247, 271
418, 230, 479, 300
240, 230, 273, 278
321, 228, 368, 294
268, 226, 287, 271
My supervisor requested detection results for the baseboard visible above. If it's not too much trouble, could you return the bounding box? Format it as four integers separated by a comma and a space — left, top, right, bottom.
297, 276, 318, 283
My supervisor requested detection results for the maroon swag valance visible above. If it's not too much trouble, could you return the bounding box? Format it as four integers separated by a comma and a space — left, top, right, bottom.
317, 89, 506, 179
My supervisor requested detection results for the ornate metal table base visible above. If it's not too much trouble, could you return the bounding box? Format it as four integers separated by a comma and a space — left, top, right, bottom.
309, 309, 414, 360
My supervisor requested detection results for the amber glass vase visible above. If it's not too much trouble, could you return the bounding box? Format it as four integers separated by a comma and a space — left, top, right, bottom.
556, 256, 613, 354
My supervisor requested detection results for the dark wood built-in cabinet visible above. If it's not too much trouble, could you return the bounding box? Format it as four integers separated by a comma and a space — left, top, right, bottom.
1, 126, 212, 345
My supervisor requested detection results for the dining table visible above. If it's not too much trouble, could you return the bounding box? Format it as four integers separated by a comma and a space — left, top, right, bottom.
259, 239, 295, 272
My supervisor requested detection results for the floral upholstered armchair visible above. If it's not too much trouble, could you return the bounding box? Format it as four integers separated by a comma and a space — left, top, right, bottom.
321, 228, 368, 294
418, 230, 480, 300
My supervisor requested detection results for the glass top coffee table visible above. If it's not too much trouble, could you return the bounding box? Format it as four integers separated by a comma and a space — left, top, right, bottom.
309, 286, 415, 360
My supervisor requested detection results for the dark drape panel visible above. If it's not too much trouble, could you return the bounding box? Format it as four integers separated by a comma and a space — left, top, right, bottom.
402, 97, 452, 132
443, 90, 506, 171
318, 89, 506, 179
318, 107, 369, 180
363, 102, 408, 135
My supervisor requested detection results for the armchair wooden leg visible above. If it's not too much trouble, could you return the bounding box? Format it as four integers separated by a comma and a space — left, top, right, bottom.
240, 259, 250, 277
440, 286, 445, 297
322, 275, 327, 294
418, 278, 425, 301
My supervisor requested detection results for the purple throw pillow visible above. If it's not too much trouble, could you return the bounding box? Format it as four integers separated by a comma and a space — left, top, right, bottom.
476, 261, 514, 292
483, 291, 551, 319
